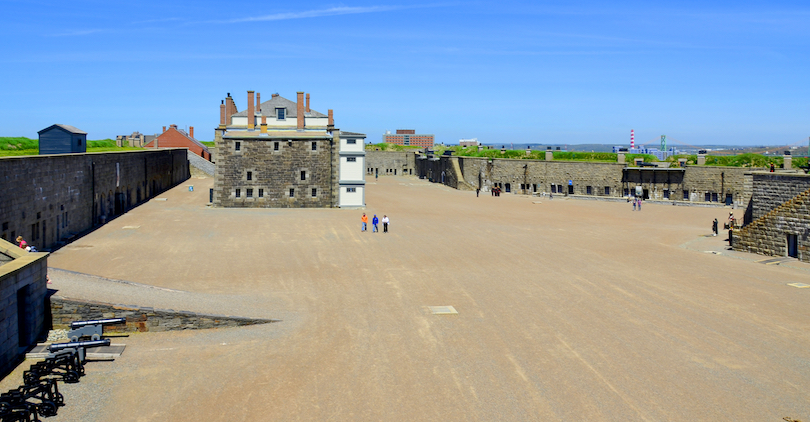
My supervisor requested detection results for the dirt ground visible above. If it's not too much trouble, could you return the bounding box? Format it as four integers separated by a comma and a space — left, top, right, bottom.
5, 175, 810, 421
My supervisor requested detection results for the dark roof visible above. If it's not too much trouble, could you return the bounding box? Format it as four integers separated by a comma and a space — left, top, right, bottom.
232, 95, 327, 119
38, 124, 87, 135
341, 131, 366, 137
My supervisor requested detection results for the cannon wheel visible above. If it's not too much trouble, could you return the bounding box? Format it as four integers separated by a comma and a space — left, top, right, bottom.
37, 401, 58, 417
91, 334, 101, 341
70, 336, 79, 342
63, 371, 80, 384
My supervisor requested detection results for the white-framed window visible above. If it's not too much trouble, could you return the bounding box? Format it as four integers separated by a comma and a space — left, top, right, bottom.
246, 188, 253, 198
277, 108, 286, 120
347, 139, 356, 144
347, 157, 357, 162
258, 188, 264, 197
347, 187, 356, 193
235, 188, 241, 198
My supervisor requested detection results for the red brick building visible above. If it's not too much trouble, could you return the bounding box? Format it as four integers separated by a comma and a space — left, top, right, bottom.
382, 129, 434, 148
145, 125, 211, 160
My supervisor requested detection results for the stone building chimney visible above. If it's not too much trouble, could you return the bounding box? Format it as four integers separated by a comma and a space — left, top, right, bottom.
697, 150, 707, 166
784, 150, 792, 169
247, 91, 255, 129
306, 93, 310, 112
297, 91, 305, 129
225, 94, 238, 122
545, 146, 553, 161
617, 148, 627, 164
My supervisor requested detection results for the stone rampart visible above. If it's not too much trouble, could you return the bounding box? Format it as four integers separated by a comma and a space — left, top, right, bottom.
0, 149, 189, 250
50, 296, 277, 333
365, 151, 416, 177
414, 155, 757, 204
187, 149, 215, 176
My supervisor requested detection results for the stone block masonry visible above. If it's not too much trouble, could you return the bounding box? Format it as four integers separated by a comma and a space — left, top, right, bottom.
407, 154, 758, 205
365, 151, 416, 177
0, 241, 49, 377
214, 137, 336, 208
50, 296, 278, 333
0, 149, 190, 250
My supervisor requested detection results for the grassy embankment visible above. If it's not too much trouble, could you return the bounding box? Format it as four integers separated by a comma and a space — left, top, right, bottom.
0, 137, 145, 157
366, 143, 808, 168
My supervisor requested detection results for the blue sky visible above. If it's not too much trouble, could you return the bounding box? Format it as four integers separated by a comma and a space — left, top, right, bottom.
1, 1, 808, 147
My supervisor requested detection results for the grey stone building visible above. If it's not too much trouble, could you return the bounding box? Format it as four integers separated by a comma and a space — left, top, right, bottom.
213, 90, 365, 208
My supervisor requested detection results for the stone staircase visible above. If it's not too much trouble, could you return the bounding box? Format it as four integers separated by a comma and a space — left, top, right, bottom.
450, 158, 476, 191
187, 150, 215, 176
734, 186, 810, 261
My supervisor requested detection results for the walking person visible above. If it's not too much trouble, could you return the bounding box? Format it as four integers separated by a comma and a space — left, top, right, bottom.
382, 215, 389, 233
476, 188, 480, 197
633, 198, 636, 211
637, 198, 641, 211
712, 218, 718, 236
361, 213, 368, 232
372, 215, 379, 233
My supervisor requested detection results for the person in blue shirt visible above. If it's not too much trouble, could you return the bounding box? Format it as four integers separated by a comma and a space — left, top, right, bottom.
372, 215, 379, 232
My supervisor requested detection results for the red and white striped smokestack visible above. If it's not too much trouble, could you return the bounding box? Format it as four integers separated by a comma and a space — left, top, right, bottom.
630, 129, 635, 149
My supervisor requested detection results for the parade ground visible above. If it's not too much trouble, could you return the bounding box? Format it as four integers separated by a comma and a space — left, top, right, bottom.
5, 175, 810, 421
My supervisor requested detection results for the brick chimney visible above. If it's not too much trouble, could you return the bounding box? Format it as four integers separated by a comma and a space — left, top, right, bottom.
190, 126, 194, 139
162, 126, 166, 133
306, 93, 310, 112
225, 94, 238, 122
247, 91, 255, 129
297, 91, 304, 129
256, 92, 261, 113
272, 93, 279, 98
328, 109, 334, 127
219, 100, 226, 127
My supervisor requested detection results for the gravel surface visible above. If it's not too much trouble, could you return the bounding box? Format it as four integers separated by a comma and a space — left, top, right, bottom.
2, 175, 807, 421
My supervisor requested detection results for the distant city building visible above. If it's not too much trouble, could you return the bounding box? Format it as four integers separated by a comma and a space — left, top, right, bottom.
37, 124, 87, 155
459, 138, 479, 147
612, 146, 683, 161
383, 129, 434, 148
145, 125, 211, 160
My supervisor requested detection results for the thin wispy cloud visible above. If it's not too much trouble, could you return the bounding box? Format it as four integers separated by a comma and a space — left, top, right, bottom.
45, 29, 106, 37
214, 4, 430, 24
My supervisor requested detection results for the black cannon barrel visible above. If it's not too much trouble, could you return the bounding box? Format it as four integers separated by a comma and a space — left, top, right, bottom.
69, 318, 126, 328
48, 339, 110, 352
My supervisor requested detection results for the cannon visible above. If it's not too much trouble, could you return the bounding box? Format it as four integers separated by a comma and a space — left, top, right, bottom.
49, 339, 111, 363
67, 318, 126, 341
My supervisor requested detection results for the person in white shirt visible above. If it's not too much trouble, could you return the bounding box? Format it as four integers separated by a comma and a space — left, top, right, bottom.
382, 215, 389, 233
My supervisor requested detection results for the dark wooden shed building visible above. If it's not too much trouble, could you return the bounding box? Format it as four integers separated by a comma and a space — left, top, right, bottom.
38, 124, 87, 155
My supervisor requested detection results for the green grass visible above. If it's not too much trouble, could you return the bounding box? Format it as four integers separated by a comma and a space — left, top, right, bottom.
0, 137, 146, 157
201, 141, 215, 147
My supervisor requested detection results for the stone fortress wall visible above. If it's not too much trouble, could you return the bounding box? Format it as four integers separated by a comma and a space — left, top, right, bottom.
0, 149, 189, 251
380, 151, 763, 206
365, 151, 416, 177
734, 173, 810, 263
